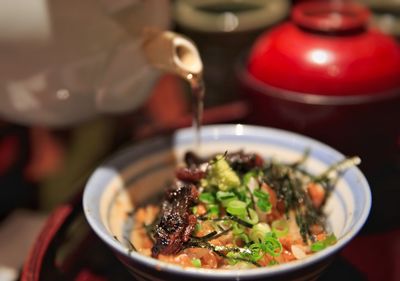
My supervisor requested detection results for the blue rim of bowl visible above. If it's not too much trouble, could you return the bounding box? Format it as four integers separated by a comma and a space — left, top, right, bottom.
83, 124, 371, 279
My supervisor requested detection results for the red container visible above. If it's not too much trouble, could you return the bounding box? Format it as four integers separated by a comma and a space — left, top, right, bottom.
238, 1, 400, 172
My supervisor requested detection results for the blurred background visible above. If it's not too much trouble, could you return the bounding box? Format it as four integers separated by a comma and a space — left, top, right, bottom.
0, 0, 398, 280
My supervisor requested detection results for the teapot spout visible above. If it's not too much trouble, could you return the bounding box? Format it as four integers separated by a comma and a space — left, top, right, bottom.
142, 29, 203, 80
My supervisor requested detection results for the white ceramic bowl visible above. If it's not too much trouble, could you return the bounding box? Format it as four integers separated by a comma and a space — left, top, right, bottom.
83, 124, 371, 281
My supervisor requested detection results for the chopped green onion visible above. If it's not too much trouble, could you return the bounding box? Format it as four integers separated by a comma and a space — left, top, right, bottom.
311, 233, 337, 252
249, 243, 264, 261
234, 233, 250, 245
257, 199, 272, 213
253, 189, 272, 213
232, 222, 244, 235
192, 206, 198, 215
238, 208, 259, 225
243, 171, 256, 183
253, 189, 270, 200
199, 192, 216, 204
207, 204, 219, 216
262, 233, 282, 257
249, 223, 271, 243
216, 191, 236, 201
272, 219, 289, 237
243, 172, 259, 188
310, 241, 326, 252
235, 189, 251, 204
227, 200, 247, 216
324, 233, 337, 246
191, 258, 202, 268
226, 251, 239, 265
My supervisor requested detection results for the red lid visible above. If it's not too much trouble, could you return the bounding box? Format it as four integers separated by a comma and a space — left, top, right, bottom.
247, 1, 400, 96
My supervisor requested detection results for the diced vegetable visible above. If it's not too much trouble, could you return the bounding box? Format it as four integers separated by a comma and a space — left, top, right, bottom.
271, 219, 289, 237
249, 223, 271, 243
310, 233, 337, 252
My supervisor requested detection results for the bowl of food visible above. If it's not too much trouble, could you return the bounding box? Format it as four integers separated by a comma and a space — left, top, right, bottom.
83, 124, 371, 281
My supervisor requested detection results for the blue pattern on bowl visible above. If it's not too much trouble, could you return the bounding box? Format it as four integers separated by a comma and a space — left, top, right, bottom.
83, 124, 371, 281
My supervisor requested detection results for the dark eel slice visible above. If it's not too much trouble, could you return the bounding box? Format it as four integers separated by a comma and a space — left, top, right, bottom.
151, 183, 198, 257
226, 151, 264, 173
175, 167, 205, 183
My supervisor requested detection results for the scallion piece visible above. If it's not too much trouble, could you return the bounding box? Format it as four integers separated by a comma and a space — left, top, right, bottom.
243, 171, 256, 185
207, 204, 219, 216
249, 223, 271, 243
324, 234, 337, 246
253, 189, 272, 213
232, 222, 244, 235
249, 243, 264, 261
271, 219, 289, 237
216, 191, 236, 201
199, 192, 216, 204
311, 233, 337, 252
257, 199, 272, 213
238, 208, 259, 225
227, 200, 247, 216
191, 258, 202, 268
253, 189, 269, 200
310, 241, 326, 252
263, 233, 283, 257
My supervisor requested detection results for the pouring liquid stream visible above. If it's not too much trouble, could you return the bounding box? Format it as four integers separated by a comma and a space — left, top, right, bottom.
141, 29, 204, 149
186, 73, 205, 149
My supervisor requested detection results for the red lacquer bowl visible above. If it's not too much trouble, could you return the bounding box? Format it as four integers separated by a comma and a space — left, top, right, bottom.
238, 1, 400, 172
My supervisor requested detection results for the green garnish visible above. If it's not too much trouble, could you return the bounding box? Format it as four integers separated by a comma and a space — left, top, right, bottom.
253, 189, 269, 200
207, 155, 240, 191
253, 189, 272, 213
243, 172, 259, 188
207, 204, 220, 216
271, 219, 289, 237
248, 243, 264, 261
199, 192, 216, 204
262, 233, 283, 257
310, 233, 337, 252
226, 200, 247, 216
216, 190, 237, 202
238, 208, 259, 225
249, 223, 271, 243
232, 222, 244, 235
191, 258, 202, 268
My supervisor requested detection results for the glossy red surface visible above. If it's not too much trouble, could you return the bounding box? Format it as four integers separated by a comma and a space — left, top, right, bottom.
239, 1, 400, 172
247, 1, 400, 96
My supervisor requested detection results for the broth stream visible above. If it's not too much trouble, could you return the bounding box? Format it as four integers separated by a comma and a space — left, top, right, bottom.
186, 73, 205, 148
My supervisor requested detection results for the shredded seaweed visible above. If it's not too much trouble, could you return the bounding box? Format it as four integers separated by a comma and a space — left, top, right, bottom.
192, 226, 233, 242
197, 215, 253, 228
125, 237, 137, 253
